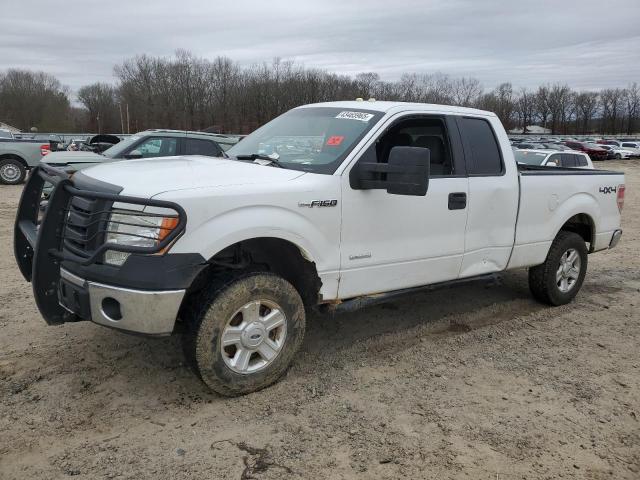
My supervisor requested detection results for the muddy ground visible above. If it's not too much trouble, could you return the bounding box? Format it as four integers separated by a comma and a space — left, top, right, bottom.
1, 160, 639, 479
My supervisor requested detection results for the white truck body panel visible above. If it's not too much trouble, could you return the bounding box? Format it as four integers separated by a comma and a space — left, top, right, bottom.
79, 101, 624, 303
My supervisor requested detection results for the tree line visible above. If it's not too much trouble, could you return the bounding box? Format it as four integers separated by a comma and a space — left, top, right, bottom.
1, 50, 639, 135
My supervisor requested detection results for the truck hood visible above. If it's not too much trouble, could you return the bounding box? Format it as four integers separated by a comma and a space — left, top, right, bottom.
80, 155, 306, 197
42, 150, 106, 165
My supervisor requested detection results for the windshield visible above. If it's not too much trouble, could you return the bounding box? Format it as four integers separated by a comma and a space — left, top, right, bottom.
102, 135, 142, 158
227, 107, 384, 174
514, 150, 548, 165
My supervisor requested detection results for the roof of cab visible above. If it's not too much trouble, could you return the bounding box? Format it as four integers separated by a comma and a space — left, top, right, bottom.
296, 100, 496, 117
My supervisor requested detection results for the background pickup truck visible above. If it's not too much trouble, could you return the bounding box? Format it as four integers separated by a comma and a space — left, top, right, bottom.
41, 129, 233, 174
0, 135, 62, 184
15, 101, 625, 396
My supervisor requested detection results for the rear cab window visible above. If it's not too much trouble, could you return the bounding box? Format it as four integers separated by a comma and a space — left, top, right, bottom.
457, 117, 504, 175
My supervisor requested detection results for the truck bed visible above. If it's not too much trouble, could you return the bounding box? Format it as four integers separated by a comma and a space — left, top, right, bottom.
508, 165, 625, 270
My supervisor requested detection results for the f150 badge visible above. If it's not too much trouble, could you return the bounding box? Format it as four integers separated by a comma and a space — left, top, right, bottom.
298, 200, 338, 208
599, 186, 618, 194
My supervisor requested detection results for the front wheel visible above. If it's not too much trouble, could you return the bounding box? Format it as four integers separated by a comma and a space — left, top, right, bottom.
615, 153, 622, 160
0, 159, 26, 185
182, 272, 306, 396
528, 231, 588, 306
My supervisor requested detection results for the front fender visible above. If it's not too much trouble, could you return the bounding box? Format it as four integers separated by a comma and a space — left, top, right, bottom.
169, 204, 340, 274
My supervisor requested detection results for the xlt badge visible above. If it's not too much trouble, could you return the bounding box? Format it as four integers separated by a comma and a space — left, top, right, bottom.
298, 200, 338, 208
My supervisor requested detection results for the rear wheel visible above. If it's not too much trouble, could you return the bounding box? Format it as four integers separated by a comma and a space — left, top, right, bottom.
0, 159, 26, 185
182, 272, 306, 396
529, 231, 588, 306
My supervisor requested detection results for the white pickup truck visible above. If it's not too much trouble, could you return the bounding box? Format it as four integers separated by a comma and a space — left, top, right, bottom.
15, 101, 625, 396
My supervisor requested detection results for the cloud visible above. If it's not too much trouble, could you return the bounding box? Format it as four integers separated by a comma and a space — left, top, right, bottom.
1, 0, 638, 97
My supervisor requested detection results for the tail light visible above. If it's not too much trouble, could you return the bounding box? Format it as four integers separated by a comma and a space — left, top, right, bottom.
40, 144, 51, 156
617, 184, 625, 213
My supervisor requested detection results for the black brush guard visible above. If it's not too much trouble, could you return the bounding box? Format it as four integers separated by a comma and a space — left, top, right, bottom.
14, 165, 186, 325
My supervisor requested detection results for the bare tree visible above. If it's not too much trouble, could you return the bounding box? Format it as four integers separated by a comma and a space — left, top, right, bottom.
478, 83, 515, 130
0, 69, 72, 131
600, 88, 626, 134
547, 84, 572, 135
77, 83, 119, 133
624, 83, 640, 135
515, 88, 536, 134
451, 77, 483, 107
534, 85, 551, 129
1, 52, 635, 135
574, 92, 599, 134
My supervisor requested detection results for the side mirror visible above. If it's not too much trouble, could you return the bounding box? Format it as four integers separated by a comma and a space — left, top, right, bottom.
350, 146, 430, 196
124, 150, 143, 159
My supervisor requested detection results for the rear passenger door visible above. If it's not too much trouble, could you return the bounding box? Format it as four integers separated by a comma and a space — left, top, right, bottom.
456, 116, 519, 278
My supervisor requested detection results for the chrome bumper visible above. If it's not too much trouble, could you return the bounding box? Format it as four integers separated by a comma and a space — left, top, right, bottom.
60, 269, 185, 335
609, 229, 623, 249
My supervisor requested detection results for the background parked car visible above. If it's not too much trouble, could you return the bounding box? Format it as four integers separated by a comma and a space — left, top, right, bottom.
609, 145, 640, 158
42, 129, 233, 174
0, 137, 53, 184
562, 141, 608, 161
587, 144, 616, 160
514, 149, 593, 169
620, 141, 640, 151
597, 139, 621, 147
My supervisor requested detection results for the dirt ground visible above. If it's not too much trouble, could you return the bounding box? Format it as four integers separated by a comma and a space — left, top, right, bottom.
1, 161, 639, 480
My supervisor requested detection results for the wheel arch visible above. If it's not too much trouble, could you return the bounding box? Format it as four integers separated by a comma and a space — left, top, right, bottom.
0, 153, 28, 169
557, 213, 595, 251
184, 236, 323, 309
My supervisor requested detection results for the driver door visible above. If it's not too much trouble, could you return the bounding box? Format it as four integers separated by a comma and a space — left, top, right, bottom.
338, 114, 469, 298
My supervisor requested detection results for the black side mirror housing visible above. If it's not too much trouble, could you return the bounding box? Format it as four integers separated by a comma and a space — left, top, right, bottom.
350, 146, 430, 196
124, 150, 143, 160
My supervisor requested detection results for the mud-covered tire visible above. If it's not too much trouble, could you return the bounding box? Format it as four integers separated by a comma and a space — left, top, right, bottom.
528, 231, 588, 306
0, 159, 26, 185
182, 272, 305, 396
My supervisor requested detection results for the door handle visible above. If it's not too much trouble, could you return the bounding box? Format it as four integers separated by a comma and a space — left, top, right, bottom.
448, 192, 467, 210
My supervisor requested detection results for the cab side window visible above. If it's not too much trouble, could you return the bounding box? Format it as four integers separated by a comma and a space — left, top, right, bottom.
457, 117, 504, 176
372, 117, 454, 177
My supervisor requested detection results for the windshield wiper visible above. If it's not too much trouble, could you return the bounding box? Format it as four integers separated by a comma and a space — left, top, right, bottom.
234, 153, 286, 168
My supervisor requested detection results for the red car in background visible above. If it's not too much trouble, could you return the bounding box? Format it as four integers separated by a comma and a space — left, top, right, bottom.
596, 139, 621, 147
563, 141, 608, 161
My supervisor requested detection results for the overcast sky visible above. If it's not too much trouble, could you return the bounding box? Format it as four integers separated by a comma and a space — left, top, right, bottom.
1, 0, 639, 98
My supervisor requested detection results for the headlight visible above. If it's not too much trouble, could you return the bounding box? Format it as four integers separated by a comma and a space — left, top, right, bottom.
104, 210, 179, 266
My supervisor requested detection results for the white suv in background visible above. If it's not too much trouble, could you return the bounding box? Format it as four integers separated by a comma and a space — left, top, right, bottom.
618, 142, 640, 157
513, 149, 593, 169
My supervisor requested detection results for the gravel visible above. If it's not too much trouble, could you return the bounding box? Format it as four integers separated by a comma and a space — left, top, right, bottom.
1, 160, 639, 479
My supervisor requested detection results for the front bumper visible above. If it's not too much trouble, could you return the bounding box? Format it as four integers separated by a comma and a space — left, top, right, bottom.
14, 165, 200, 334
60, 269, 185, 335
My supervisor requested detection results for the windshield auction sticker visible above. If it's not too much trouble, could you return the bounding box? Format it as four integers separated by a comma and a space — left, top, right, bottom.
335, 111, 374, 122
